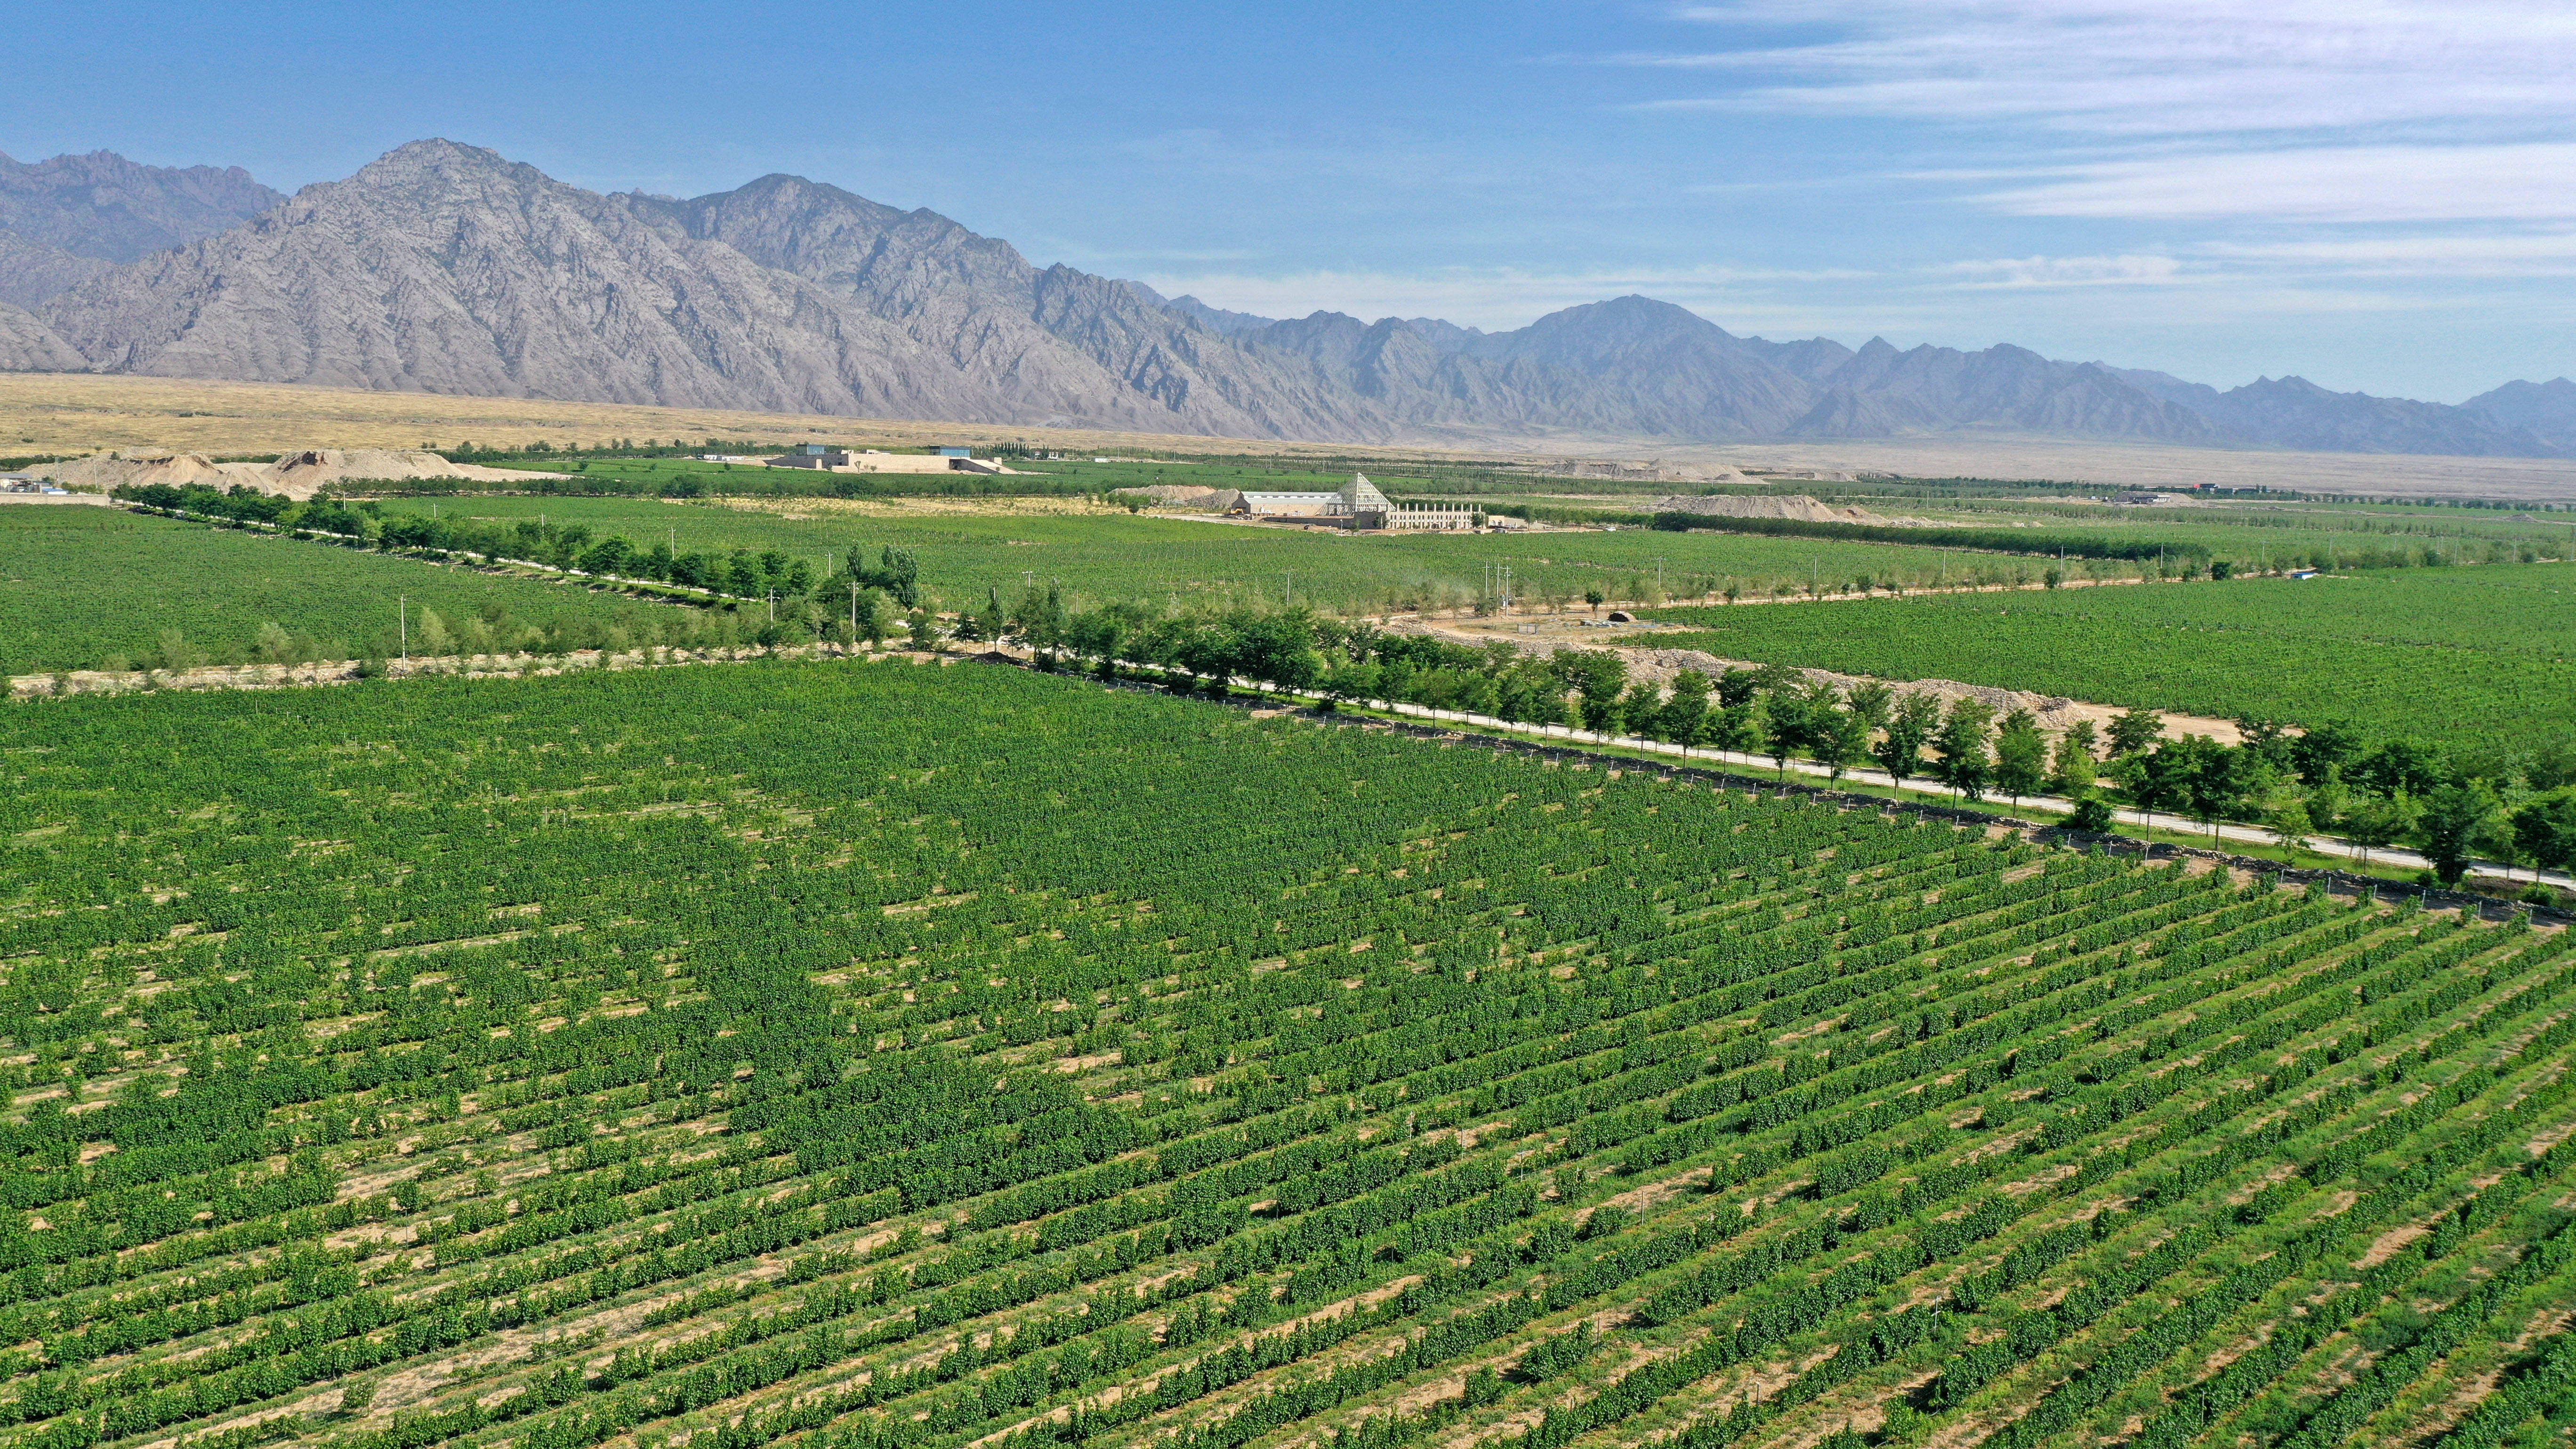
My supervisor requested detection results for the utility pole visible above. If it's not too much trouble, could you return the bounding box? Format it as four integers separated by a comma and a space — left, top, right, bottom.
1656, 556, 1664, 594
767, 589, 776, 623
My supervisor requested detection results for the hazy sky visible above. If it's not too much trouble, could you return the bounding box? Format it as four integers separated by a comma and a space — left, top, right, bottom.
11, 0, 2573, 400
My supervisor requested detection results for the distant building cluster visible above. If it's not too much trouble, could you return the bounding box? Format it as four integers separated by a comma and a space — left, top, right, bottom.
1225, 474, 1482, 531
762, 444, 1009, 476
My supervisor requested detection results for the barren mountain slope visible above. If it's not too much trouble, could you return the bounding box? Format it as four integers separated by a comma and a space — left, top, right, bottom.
0, 149, 283, 261
39, 150, 1402, 437
0, 302, 84, 372
20, 138, 2573, 456
639, 174, 1392, 438
40, 142, 1100, 421
0, 233, 113, 312
2463, 378, 2576, 453
1459, 296, 1822, 437
0, 149, 284, 309
1791, 339, 2221, 442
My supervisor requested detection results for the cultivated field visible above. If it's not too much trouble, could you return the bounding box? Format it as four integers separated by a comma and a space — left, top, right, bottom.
0, 507, 668, 676
365, 494, 1994, 617
4, 660, 2573, 1449
1645, 564, 2576, 757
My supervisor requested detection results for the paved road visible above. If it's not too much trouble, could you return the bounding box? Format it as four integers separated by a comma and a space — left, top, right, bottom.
1347, 696, 2575, 893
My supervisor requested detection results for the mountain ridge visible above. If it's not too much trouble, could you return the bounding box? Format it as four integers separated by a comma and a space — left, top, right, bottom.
0, 149, 285, 310
7, 139, 2568, 458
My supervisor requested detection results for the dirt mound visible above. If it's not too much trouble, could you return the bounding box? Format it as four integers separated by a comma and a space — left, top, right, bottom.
1653, 493, 1894, 526
264, 449, 566, 497
38, 451, 269, 491
1618, 645, 2087, 730
38, 447, 570, 499
1122, 484, 1242, 511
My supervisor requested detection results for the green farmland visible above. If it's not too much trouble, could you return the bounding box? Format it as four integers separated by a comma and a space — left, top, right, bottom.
369, 494, 2058, 614
0, 506, 671, 676
1649, 563, 2576, 756
5, 659, 2573, 1449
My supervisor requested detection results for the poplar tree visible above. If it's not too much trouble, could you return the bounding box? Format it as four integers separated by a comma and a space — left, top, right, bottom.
1994, 709, 2048, 808
1933, 699, 1996, 801
2051, 720, 2099, 796
1815, 699, 1873, 781
1875, 692, 1939, 790
2107, 708, 2164, 758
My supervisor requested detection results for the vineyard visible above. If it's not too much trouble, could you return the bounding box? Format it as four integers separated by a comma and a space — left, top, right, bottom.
0, 507, 666, 676
1649, 563, 2576, 756
362, 497, 2066, 616
4, 660, 2575, 1449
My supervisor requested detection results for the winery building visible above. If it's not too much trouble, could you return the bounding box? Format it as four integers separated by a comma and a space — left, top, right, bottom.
1229, 475, 1481, 531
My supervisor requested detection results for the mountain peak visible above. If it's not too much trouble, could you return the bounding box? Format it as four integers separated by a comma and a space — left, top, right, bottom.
9, 138, 2566, 459
0, 145, 287, 306
2461, 376, 2576, 451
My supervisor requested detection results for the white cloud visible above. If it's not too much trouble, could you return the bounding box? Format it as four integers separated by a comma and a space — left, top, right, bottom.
2200, 232, 2576, 275
1602, 5, 2576, 237
1980, 144, 2576, 222
1943, 253, 2185, 287
1631, 1, 2576, 137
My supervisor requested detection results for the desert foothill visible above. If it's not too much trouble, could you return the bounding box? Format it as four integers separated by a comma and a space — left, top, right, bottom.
5, 8, 2576, 1449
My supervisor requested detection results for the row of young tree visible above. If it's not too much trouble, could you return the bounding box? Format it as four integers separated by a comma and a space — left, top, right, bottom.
111, 483, 924, 610
956, 593, 2576, 887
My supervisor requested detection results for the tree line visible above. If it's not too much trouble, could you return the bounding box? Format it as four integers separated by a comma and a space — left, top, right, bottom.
955, 595, 2576, 890
115, 482, 924, 609
1646, 511, 2545, 574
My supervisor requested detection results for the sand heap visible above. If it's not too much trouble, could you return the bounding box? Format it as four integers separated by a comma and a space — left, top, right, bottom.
1122, 484, 1246, 511
1384, 618, 2088, 733
38, 448, 570, 499
1652, 493, 1895, 526
1618, 645, 2089, 732
38, 451, 268, 491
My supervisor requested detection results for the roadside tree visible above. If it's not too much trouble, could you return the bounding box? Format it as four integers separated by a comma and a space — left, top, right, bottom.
1876, 692, 1939, 790
1994, 709, 2047, 808
1932, 698, 1996, 801
2416, 781, 2505, 885
2107, 708, 2164, 758
1814, 699, 1872, 781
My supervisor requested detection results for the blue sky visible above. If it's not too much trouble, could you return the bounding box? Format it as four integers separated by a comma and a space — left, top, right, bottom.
10, 1, 2574, 401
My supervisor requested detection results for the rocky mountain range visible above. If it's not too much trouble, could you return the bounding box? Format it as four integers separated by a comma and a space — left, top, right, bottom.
0, 138, 2568, 459
0, 149, 283, 311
